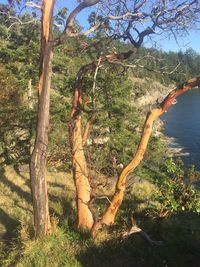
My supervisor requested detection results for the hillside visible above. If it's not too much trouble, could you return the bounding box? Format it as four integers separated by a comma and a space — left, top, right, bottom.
1, 165, 200, 267
1, 3, 200, 267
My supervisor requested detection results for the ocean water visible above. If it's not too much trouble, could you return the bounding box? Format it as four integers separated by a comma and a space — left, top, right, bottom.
161, 88, 200, 169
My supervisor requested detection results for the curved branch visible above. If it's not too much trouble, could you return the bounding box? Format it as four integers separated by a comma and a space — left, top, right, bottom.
92, 76, 200, 235
54, 0, 101, 45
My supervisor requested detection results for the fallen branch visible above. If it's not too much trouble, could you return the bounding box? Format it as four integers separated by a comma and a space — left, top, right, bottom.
122, 221, 163, 246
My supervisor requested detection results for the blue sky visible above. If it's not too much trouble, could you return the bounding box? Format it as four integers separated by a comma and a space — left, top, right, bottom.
57, 0, 200, 53
0, 0, 199, 53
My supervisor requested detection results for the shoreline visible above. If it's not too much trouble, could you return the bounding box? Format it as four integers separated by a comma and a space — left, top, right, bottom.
154, 118, 190, 159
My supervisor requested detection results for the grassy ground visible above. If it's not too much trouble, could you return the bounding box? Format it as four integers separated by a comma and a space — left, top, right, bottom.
0, 165, 200, 267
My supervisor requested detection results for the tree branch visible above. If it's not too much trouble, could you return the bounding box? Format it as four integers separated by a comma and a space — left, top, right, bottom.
122, 223, 163, 246
92, 76, 200, 236
54, 0, 101, 46
26, 1, 42, 10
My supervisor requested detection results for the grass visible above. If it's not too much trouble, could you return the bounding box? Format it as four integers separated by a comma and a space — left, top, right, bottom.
2, 225, 81, 267
0, 164, 200, 267
0, 164, 78, 266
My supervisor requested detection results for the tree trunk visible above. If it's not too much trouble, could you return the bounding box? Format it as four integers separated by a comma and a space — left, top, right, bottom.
92, 77, 200, 235
68, 51, 136, 231
69, 79, 94, 229
70, 114, 94, 229
30, 0, 55, 238
97, 108, 163, 227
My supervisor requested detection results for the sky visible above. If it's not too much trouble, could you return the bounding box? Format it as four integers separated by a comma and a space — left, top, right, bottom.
56, 0, 200, 53
0, 0, 200, 53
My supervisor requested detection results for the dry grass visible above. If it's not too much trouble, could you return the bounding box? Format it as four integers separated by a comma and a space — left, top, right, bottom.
0, 165, 75, 249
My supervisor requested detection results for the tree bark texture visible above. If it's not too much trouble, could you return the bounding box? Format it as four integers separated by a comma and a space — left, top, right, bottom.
69, 78, 94, 229
30, 0, 55, 238
68, 50, 137, 230
92, 76, 200, 235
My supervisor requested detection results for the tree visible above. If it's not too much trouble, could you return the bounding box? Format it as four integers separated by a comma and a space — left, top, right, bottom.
29, 0, 55, 238
69, 50, 138, 229
28, 0, 103, 237
0, 9, 39, 167
6, 0, 200, 237
91, 76, 200, 234
67, 0, 200, 233
5, 0, 102, 237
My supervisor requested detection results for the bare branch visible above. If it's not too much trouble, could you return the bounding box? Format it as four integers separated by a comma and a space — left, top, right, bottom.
6, 15, 37, 31
96, 0, 200, 48
106, 12, 144, 21
68, 21, 101, 38
54, 0, 101, 46
82, 113, 96, 145
26, 1, 42, 10
122, 223, 163, 246
95, 196, 112, 204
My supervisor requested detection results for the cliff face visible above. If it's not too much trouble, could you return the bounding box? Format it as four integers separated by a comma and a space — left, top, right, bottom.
129, 77, 173, 134
130, 77, 172, 108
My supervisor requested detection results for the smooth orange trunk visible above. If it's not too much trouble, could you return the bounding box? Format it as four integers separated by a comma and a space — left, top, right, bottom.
69, 78, 94, 229
92, 77, 200, 235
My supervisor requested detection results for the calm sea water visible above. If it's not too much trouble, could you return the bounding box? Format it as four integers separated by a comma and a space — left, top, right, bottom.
161, 88, 200, 169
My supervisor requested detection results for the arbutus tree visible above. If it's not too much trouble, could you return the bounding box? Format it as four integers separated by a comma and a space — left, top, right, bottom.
92, 77, 200, 235
7, 0, 200, 237
69, 50, 137, 229
30, 0, 55, 238
29, 0, 102, 237
70, 53, 200, 236
68, 0, 200, 234
8, 0, 102, 238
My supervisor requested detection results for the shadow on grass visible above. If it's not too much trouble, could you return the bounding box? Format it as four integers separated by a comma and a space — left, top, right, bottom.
78, 210, 200, 267
0, 164, 76, 242
48, 193, 77, 229
0, 208, 20, 245
13, 164, 28, 181
0, 165, 32, 204
0, 165, 26, 245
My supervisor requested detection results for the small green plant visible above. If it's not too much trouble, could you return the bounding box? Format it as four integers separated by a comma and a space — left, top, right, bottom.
148, 160, 200, 218
162, 158, 184, 178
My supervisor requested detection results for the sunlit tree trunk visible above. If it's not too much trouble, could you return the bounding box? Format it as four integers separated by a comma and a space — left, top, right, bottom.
30, 0, 55, 238
69, 79, 94, 229
92, 77, 200, 235
68, 51, 136, 231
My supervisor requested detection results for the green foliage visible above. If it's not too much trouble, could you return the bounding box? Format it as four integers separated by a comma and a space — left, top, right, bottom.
48, 93, 71, 171
0, 5, 200, 267
133, 47, 200, 84
153, 178, 200, 214
0, 12, 40, 88
0, 64, 35, 165
147, 160, 200, 217
82, 69, 141, 176
185, 164, 200, 183
161, 158, 184, 178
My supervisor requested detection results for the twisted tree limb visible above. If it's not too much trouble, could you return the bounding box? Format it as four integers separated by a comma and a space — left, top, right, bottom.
69, 49, 137, 229
92, 76, 200, 236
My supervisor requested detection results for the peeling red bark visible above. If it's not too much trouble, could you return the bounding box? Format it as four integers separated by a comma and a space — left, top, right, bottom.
69, 76, 94, 229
